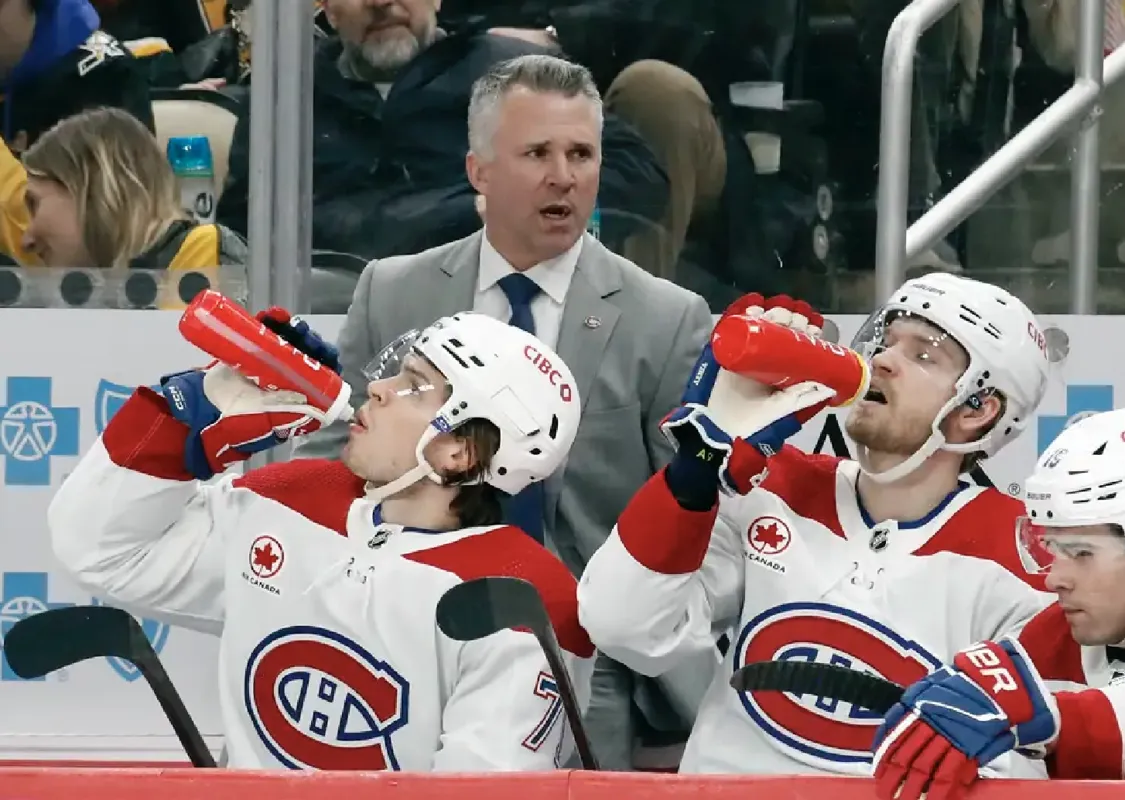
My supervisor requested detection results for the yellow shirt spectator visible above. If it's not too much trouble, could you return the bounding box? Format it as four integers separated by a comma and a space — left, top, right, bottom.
8, 106, 245, 309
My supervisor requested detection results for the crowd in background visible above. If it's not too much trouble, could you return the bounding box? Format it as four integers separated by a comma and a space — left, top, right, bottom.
1, 0, 1123, 314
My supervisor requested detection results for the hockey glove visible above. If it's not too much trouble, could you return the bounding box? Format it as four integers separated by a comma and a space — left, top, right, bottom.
872, 637, 1060, 800
662, 294, 834, 504
720, 292, 825, 338
160, 308, 341, 480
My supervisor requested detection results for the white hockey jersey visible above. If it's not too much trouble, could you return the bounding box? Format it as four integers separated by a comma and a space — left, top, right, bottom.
49, 388, 595, 772
577, 447, 1053, 776
1017, 603, 1125, 779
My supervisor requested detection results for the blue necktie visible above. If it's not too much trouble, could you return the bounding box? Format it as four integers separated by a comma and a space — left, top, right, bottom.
496, 273, 546, 544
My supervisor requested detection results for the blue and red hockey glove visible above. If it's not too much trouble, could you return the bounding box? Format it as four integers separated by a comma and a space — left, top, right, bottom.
872, 637, 1060, 800
160, 307, 342, 480
662, 294, 835, 505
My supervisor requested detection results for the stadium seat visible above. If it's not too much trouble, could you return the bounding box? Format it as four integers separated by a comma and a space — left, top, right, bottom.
150, 88, 242, 204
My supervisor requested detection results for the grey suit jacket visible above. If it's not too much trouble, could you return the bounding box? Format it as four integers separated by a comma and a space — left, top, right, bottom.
297, 230, 713, 577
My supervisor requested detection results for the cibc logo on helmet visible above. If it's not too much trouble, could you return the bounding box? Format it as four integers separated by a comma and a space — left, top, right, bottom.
523, 346, 574, 403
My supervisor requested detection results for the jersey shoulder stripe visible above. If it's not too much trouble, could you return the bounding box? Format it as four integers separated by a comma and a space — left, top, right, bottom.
407, 526, 595, 658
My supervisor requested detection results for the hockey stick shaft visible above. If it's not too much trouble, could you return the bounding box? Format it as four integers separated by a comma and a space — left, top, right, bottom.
134, 645, 217, 767
435, 576, 599, 770
531, 624, 599, 771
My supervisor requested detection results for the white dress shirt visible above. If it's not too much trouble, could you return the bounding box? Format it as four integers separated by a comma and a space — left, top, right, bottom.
473, 230, 583, 349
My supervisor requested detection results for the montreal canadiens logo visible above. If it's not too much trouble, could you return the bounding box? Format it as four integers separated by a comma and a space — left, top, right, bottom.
244, 626, 411, 770
734, 602, 942, 765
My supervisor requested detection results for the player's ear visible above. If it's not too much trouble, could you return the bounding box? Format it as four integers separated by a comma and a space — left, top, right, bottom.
432, 420, 502, 486
428, 433, 474, 478
466, 150, 489, 197
954, 391, 1003, 439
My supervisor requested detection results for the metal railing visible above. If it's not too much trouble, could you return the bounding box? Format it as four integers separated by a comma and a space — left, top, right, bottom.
874, 0, 1123, 313
246, 1, 316, 318
244, 3, 317, 467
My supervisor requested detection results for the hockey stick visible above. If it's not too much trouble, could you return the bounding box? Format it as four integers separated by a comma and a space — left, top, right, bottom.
435, 576, 599, 770
3, 605, 217, 768
729, 660, 906, 714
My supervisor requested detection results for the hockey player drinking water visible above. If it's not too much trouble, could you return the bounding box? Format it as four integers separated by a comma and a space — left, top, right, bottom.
48, 306, 594, 771
577, 278, 1056, 775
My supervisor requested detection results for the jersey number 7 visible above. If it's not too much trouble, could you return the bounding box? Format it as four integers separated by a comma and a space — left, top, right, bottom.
523, 670, 565, 764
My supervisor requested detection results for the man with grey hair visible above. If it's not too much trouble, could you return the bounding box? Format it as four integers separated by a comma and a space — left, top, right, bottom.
216, 0, 669, 263
297, 52, 717, 771
464, 54, 605, 272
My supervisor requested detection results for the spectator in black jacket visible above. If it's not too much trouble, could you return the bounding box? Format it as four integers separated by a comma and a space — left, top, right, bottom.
0, 0, 152, 151
215, 0, 669, 261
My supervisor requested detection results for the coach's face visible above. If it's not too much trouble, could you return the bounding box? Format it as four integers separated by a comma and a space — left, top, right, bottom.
467, 86, 601, 270
325, 0, 439, 71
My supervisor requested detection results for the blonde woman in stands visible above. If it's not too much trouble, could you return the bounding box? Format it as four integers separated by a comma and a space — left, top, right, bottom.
14, 106, 245, 307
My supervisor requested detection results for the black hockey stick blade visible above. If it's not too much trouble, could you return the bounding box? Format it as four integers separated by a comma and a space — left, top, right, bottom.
730, 660, 905, 714
4, 605, 217, 768
436, 576, 599, 771
5, 604, 144, 677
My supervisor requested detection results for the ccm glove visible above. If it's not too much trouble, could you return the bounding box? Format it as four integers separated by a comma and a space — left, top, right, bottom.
160, 308, 341, 480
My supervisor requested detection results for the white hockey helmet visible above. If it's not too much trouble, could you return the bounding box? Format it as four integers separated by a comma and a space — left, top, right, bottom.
362, 312, 581, 503
1017, 408, 1125, 573
851, 272, 1051, 483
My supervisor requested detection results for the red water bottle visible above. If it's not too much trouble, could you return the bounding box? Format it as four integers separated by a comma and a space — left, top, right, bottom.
178, 290, 354, 423
710, 315, 869, 407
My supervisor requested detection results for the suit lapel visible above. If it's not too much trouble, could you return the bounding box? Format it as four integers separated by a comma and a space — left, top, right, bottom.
545, 237, 623, 528
433, 232, 483, 320
555, 236, 622, 416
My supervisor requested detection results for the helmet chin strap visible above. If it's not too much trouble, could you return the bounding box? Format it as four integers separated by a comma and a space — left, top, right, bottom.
364, 461, 437, 506
856, 388, 987, 485
858, 428, 985, 484
362, 424, 444, 507
856, 434, 946, 485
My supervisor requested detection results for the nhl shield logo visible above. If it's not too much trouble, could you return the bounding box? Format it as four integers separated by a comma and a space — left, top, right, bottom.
91, 599, 170, 682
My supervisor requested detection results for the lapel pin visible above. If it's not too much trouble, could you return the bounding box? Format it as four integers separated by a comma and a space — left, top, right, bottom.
584, 315, 601, 329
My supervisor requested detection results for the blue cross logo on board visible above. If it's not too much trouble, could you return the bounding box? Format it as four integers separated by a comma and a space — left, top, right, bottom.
1037, 384, 1115, 456
0, 377, 80, 486
0, 573, 74, 680
95, 379, 161, 435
